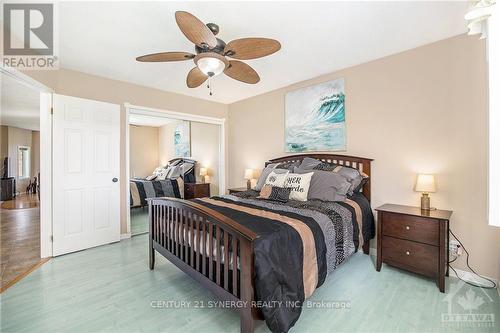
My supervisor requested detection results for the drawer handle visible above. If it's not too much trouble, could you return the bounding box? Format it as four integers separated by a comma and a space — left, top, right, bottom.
406, 251, 410, 256
405, 226, 410, 230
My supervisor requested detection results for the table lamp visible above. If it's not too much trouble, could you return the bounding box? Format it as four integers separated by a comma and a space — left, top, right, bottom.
244, 169, 254, 190
415, 174, 436, 210
200, 167, 208, 183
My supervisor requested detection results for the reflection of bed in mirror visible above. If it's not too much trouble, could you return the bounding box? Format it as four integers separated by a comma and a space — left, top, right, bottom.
129, 158, 196, 208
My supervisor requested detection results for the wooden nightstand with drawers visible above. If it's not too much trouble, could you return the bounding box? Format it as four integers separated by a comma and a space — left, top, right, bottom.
376, 204, 452, 292
184, 183, 210, 199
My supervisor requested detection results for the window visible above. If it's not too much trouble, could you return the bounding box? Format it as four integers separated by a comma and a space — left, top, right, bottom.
17, 146, 30, 179
488, 4, 499, 226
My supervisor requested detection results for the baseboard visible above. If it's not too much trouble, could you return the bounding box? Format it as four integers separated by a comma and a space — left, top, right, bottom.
120, 233, 131, 240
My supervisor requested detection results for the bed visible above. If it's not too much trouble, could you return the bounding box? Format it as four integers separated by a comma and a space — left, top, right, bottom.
130, 158, 196, 207
148, 154, 374, 333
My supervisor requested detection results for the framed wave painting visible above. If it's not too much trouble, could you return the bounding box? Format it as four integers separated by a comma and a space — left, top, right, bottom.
174, 121, 191, 157
285, 78, 346, 152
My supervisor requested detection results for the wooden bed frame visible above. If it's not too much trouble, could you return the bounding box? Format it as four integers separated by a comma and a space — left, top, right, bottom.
148, 154, 373, 333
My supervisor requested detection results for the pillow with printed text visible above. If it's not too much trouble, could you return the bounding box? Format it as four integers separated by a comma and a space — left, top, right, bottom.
284, 172, 314, 201
264, 170, 289, 188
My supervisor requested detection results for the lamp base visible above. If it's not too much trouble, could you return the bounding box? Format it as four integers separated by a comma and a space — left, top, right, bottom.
246, 179, 251, 190
421, 193, 431, 210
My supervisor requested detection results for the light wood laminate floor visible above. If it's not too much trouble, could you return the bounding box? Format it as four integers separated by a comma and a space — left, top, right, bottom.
1, 194, 43, 292
1, 234, 499, 332
130, 208, 149, 235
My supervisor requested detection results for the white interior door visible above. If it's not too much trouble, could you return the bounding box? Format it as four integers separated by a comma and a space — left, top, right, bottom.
53, 94, 120, 256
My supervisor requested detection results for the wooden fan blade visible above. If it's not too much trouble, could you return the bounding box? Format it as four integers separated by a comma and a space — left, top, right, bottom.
224, 38, 281, 60
136, 52, 195, 62
224, 60, 260, 84
175, 11, 217, 48
186, 67, 208, 88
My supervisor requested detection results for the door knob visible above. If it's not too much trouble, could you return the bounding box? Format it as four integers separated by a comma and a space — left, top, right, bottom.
112, 177, 118, 183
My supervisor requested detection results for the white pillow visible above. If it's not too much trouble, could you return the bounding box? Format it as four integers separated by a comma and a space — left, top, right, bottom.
265, 170, 289, 187
284, 172, 314, 201
153, 166, 164, 176
156, 168, 170, 180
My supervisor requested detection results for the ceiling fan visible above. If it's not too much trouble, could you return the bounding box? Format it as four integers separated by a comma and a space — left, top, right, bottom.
136, 11, 281, 95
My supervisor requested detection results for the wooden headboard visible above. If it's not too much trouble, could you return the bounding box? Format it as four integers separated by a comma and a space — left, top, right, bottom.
169, 157, 197, 165
266, 154, 374, 202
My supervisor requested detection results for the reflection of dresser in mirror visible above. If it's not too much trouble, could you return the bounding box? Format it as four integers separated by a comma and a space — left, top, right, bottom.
1, 157, 15, 201
1, 178, 15, 201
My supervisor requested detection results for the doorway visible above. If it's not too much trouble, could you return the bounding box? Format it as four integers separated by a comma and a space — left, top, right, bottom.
0, 71, 50, 291
125, 104, 226, 236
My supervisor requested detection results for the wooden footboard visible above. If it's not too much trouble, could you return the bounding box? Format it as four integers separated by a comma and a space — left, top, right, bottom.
148, 197, 260, 333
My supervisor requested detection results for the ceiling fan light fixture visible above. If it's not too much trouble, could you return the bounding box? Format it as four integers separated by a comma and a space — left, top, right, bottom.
197, 57, 225, 77
193, 52, 228, 78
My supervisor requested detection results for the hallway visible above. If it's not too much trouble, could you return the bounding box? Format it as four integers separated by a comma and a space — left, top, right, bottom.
1, 194, 46, 292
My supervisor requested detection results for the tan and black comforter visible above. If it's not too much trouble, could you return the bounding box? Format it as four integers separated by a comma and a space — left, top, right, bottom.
130, 178, 181, 207
193, 190, 375, 333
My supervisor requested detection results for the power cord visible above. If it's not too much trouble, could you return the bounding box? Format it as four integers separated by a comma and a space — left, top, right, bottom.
448, 228, 496, 289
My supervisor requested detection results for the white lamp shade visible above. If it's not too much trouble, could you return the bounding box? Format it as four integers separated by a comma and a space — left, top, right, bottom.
415, 174, 436, 193
197, 57, 225, 77
199, 167, 208, 177
244, 169, 254, 180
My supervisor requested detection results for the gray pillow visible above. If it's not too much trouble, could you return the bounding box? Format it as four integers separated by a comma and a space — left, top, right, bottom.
168, 165, 182, 179
329, 166, 363, 195
255, 163, 282, 191
298, 157, 322, 170
294, 167, 351, 202
180, 162, 194, 175
276, 160, 301, 171
298, 157, 363, 195
169, 159, 182, 166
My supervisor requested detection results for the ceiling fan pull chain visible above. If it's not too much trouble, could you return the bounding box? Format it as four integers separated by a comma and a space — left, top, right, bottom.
207, 76, 213, 96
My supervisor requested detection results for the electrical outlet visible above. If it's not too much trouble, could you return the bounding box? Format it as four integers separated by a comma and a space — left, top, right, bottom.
449, 240, 461, 256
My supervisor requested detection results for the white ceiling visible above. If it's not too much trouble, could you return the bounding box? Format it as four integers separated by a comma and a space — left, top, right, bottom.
55, 1, 468, 104
129, 114, 177, 127
1, 74, 40, 131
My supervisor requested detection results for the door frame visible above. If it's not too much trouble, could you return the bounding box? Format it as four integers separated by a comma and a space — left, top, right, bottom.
124, 103, 226, 236
0, 66, 54, 258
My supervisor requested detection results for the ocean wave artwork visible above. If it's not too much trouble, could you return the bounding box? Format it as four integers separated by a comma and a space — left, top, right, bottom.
285, 78, 346, 152
174, 121, 191, 157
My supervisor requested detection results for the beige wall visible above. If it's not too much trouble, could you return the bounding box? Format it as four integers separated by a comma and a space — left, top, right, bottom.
0, 125, 8, 161
7, 126, 33, 191
129, 125, 159, 178
158, 122, 178, 166
31, 131, 40, 178
191, 121, 220, 196
228, 34, 500, 280
159, 120, 221, 195
24, 68, 228, 235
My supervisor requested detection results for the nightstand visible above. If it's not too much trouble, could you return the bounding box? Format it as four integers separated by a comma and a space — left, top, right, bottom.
375, 204, 452, 293
228, 187, 248, 194
184, 183, 210, 199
